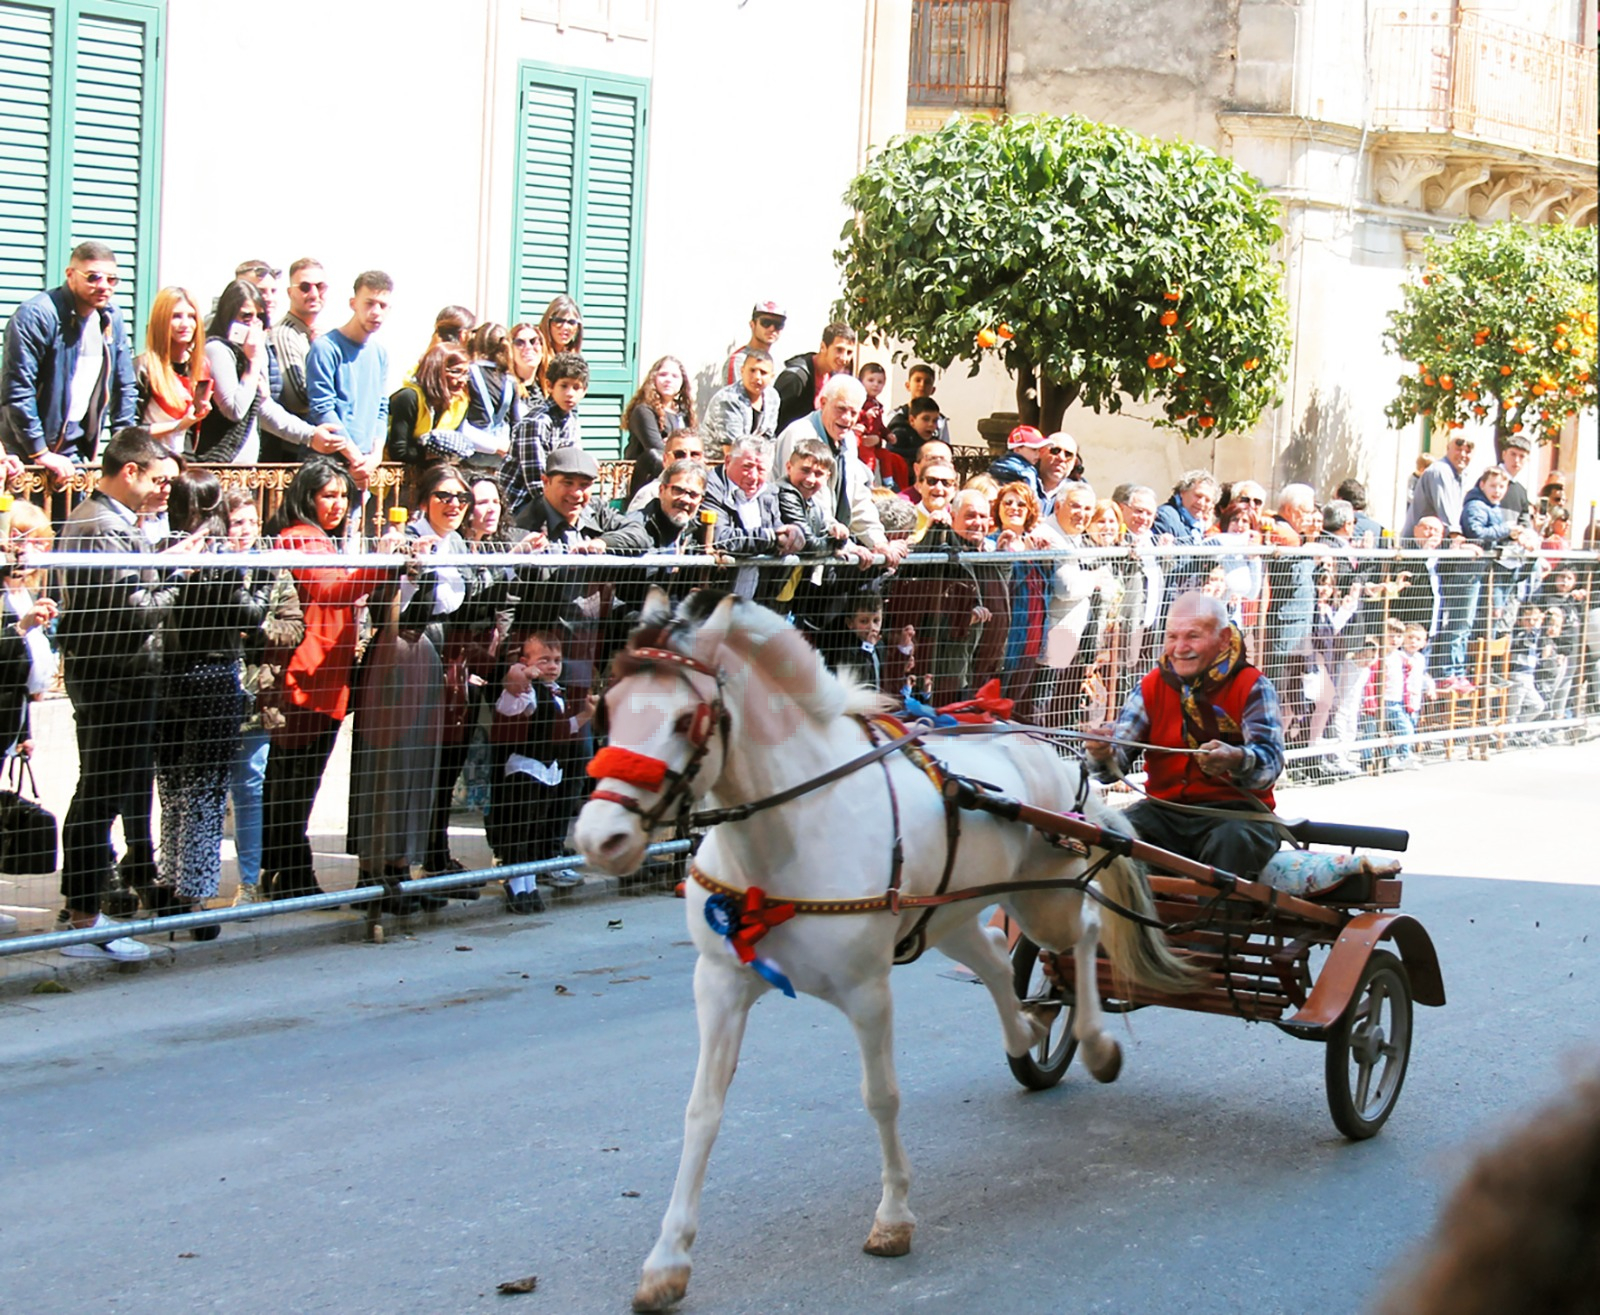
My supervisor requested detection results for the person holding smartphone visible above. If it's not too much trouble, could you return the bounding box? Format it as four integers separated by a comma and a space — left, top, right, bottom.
135, 287, 213, 451
194, 280, 325, 464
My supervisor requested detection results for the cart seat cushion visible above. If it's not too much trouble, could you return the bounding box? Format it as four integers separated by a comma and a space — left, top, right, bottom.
1258, 849, 1403, 899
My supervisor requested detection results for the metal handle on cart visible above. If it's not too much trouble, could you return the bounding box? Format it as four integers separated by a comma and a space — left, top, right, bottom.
1281, 819, 1410, 853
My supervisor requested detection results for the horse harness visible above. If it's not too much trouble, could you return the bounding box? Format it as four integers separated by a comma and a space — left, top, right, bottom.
589, 638, 1118, 968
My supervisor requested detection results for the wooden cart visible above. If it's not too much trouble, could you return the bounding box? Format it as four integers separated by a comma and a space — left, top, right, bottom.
947, 778, 1446, 1139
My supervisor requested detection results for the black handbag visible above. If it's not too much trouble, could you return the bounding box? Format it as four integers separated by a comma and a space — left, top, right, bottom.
0, 754, 59, 875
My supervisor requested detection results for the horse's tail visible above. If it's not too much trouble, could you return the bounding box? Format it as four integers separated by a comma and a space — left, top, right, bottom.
1085, 799, 1199, 996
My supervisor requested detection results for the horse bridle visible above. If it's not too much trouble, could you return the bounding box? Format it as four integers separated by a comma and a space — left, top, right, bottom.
588, 644, 730, 833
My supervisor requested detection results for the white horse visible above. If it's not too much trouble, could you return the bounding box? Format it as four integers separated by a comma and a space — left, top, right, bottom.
574, 592, 1193, 1313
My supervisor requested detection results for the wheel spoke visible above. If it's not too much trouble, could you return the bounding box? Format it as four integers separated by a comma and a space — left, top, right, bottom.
1353, 1054, 1375, 1112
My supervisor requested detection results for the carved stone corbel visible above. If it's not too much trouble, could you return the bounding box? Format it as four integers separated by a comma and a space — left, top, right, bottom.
1372, 151, 1447, 209
1468, 172, 1535, 221
1510, 178, 1575, 224
1424, 162, 1491, 216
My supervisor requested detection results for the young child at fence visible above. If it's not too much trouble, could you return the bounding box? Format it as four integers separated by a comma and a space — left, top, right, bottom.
817, 591, 915, 695
487, 631, 593, 913
1353, 634, 1387, 768
775, 438, 874, 636
1383, 622, 1436, 771
1506, 604, 1549, 740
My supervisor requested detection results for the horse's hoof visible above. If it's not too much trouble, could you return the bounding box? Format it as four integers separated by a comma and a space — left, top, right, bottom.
632, 1265, 691, 1312
863, 1221, 914, 1257
1085, 1036, 1122, 1084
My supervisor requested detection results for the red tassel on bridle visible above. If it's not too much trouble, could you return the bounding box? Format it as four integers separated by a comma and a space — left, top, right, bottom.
587, 745, 670, 790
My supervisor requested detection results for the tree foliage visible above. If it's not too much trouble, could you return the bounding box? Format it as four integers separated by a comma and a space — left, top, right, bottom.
1383, 220, 1598, 448
836, 113, 1291, 437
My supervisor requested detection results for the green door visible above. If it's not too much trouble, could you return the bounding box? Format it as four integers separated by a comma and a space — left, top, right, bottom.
0, 0, 163, 336
511, 62, 648, 459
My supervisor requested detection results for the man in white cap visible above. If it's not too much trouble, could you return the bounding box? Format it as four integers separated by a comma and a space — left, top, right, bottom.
724, 299, 786, 386
988, 423, 1048, 495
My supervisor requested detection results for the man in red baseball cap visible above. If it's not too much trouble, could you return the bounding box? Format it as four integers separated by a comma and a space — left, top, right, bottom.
724, 299, 787, 385
987, 423, 1049, 496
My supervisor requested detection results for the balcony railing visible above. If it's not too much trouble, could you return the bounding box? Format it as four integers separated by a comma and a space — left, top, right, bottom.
1370, 8, 1597, 164
908, 0, 1009, 109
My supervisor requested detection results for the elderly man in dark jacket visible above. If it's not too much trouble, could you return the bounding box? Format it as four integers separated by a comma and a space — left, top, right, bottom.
0, 242, 138, 479
54, 428, 183, 956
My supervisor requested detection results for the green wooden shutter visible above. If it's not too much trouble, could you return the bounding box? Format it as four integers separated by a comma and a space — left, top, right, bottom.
69, 10, 153, 333
0, 0, 162, 339
512, 63, 648, 460
0, 2, 56, 334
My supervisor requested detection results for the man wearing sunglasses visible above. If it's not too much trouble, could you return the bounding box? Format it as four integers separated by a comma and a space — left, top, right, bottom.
1, 241, 138, 480
266, 258, 347, 461
723, 299, 786, 386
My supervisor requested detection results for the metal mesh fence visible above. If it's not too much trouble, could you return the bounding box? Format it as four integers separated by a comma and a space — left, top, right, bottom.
1, 526, 1594, 951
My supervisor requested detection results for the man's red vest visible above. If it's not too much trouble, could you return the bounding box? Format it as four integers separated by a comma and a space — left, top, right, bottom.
1138, 664, 1275, 810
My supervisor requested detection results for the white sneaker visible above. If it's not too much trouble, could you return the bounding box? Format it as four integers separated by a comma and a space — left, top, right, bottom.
546, 868, 585, 889
59, 913, 152, 961
231, 882, 267, 906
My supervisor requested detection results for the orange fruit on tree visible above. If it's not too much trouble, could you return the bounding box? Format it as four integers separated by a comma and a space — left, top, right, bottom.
1243, 358, 1259, 371
1500, 365, 1513, 375
1147, 352, 1168, 369
1197, 415, 1214, 428
976, 328, 997, 349
1511, 422, 1523, 432
1164, 288, 1182, 301
1159, 310, 1178, 327
1439, 375, 1453, 389
996, 323, 1013, 340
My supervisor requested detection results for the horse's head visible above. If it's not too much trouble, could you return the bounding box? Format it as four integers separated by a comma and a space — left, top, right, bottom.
575, 588, 875, 875
574, 590, 734, 875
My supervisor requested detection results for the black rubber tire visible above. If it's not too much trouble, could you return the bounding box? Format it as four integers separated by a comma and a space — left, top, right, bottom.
1007, 935, 1078, 1090
1325, 949, 1413, 1140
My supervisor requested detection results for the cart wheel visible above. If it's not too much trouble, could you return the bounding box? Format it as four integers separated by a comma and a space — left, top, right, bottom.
1008, 936, 1078, 1091
1325, 949, 1413, 1139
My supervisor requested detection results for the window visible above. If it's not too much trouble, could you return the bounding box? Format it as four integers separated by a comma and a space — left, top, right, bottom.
0, 0, 165, 335
511, 61, 648, 458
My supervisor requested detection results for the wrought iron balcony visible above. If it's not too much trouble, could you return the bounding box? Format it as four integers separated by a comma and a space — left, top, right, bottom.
1370, 7, 1596, 164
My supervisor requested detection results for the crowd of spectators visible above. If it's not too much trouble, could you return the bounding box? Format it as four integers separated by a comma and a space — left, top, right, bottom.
0, 242, 1594, 952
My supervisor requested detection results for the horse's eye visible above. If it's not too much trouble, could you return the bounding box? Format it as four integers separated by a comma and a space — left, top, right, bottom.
673, 710, 694, 736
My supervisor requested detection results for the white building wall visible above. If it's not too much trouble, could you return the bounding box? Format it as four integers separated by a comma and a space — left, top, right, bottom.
153, 0, 910, 413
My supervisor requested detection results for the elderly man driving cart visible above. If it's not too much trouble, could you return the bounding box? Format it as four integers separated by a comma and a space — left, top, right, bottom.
1082, 591, 1285, 877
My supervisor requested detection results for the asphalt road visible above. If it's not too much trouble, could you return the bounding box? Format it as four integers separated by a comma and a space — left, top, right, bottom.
3, 744, 1596, 1315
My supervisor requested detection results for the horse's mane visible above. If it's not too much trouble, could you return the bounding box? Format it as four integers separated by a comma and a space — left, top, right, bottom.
707, 595, 889, 724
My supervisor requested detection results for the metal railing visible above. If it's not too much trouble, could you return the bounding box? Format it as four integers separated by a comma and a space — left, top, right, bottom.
1370, 8, 1597, 164
0, 544, 1592, 952
908, 0, 1009, 109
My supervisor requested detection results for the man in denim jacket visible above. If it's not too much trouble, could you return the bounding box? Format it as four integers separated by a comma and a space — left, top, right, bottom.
0, 241, 137, 479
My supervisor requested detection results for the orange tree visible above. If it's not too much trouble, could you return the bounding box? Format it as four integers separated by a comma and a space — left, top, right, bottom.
1383, 220, 1597, 451
836, 113, 1290, 437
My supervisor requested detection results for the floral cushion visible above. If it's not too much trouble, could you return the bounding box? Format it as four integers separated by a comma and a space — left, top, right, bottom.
1257, 849, 1402, 898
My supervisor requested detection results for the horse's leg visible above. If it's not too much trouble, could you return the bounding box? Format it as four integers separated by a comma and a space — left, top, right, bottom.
841, 973, 917, 1258
1070, 900, 1123, 1083
933, 915, 1045, 1058
633, 955, 763, 1313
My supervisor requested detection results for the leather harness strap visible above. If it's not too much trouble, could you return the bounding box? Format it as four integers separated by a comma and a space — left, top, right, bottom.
858, 715, 964, 964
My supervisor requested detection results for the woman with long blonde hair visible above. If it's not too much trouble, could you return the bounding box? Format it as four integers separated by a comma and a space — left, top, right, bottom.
137, 286, 212, 450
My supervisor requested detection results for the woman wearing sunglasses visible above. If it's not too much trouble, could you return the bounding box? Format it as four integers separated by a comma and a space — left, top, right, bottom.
535, 296, 583, 393
347, 465, 504, 908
